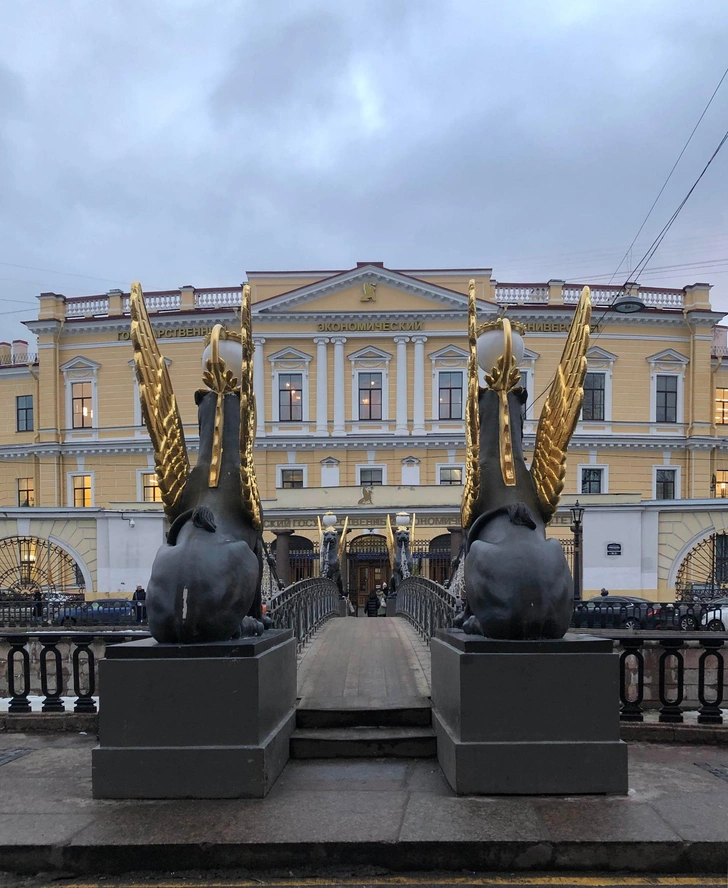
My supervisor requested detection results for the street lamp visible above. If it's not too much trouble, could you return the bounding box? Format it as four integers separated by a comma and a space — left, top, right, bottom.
570, 500, 585, 601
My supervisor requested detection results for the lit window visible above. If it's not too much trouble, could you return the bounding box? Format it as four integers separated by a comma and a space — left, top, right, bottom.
73, 475, 92, 507
278, 373, 303, 422
281, 469, 304, 489
582, 373, 605, 421
142, 473, 162, 502
16, 395, 33, 432
716, 388, 728, 424
656, 375, 678, 423
17, 478, 34, 507
358, 372, 382, 421
360, 467, 383, 486
72, 382, 93, 428
581, 467, 603, 494
439, 467, 463, 485
716, 470, 728, 498
438, 372, 463, 420
656, 469, 676, 500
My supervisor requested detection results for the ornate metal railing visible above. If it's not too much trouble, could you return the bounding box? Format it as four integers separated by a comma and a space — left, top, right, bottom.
268, 577, 340, 649
599, 632, 726, 724
0, 631, 149, 714
396, 575, 461, 643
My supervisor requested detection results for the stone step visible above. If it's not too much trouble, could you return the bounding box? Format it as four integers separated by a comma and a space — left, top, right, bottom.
296, 705, 432, 729
290, 726, 437, 759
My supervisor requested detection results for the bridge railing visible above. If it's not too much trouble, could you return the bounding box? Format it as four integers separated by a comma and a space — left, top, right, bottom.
268, 576, 341, 650
395, 575, 461, 643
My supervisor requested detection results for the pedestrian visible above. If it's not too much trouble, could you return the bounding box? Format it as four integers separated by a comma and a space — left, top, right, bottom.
132, 584, 147, 623
33, 588, 43, 620
366, 587, 380, 617
600, 588, 609, 598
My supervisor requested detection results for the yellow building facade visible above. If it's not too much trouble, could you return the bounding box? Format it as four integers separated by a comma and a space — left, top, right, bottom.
1, 262, 727, 601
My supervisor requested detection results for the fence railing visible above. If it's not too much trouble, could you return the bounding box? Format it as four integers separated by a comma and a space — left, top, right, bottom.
268, 577, 341, 650
606, 633, 726, 724
395, 575, 461, 643
0, 631, 150, 714
572, 602, 707, 632
0, 599, 138, 628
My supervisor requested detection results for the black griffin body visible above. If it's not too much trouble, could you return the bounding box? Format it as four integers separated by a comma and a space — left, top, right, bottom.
461, 387, 572, 640
145, 390, 263, 643
320, 530, 344, 596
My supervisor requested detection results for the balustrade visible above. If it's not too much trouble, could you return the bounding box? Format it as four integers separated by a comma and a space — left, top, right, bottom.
395, 575, 461, 643
267, 577, 340, 650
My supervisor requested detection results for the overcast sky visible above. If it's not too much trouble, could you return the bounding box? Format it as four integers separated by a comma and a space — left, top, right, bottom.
1, 0, 728, 343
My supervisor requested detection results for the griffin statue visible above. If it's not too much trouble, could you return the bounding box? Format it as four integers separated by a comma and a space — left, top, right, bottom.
130, 282, 265, 643
458, 283, 592, 640
317, 512, 348, 596
385, 513, 416, 596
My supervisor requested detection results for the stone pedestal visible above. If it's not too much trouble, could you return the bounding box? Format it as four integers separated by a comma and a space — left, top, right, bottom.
431, 629, 628, 795
92, 629, 296, 799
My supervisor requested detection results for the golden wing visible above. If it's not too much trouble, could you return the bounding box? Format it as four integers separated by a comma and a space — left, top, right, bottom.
130, 282, 190, 518
337, 516, 349, 563
530, 286, 592, 523
461, 280, 480, 529
239, 284, 263, 530
385, 514, 396, 573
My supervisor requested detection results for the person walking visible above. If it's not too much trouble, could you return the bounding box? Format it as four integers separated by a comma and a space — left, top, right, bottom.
132, 584, 147, 623
366, 586, 380, 617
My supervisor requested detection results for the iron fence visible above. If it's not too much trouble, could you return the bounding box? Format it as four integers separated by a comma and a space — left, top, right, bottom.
395, 575, 462, 643
0, 599, 137, 628
267, 576, 340, 649
572, 602, 705, 632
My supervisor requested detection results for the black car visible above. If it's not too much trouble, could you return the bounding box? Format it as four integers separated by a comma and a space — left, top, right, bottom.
572, 595, 658, 630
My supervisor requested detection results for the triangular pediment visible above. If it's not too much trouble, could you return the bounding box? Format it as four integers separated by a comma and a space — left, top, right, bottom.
646, 348, 689, 365
586, 346, 618, 363
253, 264, 491, 315
60, 356, 101, 373
348, 345, 392, 362
267, 346, 313, 363
428, 345, 469, 361
522, 347, 540, 362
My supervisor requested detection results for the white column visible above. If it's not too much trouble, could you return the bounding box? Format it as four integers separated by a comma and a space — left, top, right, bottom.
394, 335, 409, 436
332, 336, 346, 435
412, 335, 427, 435
314, 336, 329, 436
253, 336, 266, 437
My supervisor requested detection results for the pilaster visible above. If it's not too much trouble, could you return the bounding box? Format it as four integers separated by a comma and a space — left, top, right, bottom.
332, 337, 347, 435
314, 337, 330, 436
253, 337, 266, 438
394, 336, 410, 435
412, 335, 427, 435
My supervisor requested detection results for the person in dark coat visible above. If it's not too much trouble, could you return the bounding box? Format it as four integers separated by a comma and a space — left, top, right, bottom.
132, 584, 147, 623
366, 587, 380, 617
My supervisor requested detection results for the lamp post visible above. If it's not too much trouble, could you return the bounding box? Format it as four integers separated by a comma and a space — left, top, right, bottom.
570, 500, 585, 602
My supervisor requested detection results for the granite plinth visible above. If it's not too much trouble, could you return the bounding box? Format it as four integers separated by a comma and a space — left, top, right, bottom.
92, 629, 296, 799
431, 629, 628, 795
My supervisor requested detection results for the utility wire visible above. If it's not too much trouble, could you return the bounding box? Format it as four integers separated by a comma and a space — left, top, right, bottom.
609, 63, 728, 284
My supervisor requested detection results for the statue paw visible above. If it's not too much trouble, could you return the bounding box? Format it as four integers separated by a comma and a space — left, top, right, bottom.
261, 613, 273, 630
462, 615, 485, 636
453, 610, 465, 629
241, 616, 265, 637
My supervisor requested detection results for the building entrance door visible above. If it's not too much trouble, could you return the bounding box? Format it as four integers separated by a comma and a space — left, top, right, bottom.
347, 534, 390, 614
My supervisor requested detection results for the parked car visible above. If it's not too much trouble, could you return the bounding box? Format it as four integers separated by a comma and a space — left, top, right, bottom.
699, 598, 728, 632
572, 595, 658, 630
52, 598, 136, 626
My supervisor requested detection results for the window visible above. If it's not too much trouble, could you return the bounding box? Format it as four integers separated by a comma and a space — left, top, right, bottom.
17, 478, 34, 507
655, 468, 676, 500
581, 467, 603, 494
582, 373, 605, 421
360, 467, 383, 486
439, 466, 463, 485
16, 395, 33, 432
656, 375, 678, 423
72, 382, 93, 428
278, 373, 303, 422
280, 468, 304, 489
358, 372, 382, 421
142, 473, 162, 503
716, 470, 728, 498
716, 388, 728, 424
72, 475, 92, 507
438, 371, 463, 420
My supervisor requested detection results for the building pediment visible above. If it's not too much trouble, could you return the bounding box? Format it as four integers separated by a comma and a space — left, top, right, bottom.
253, 264, 493, 315
60, 356, 101, 373
267, 346, 313, 364
348, 345, 393, 363
647, 348, 689, 365
428, 345, 469, 361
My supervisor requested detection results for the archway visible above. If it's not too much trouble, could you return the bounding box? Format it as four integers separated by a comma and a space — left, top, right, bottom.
0, 536, 86, 600
271, 535, 317, 583
675, 531, 728, 602
410, 534, 451, 584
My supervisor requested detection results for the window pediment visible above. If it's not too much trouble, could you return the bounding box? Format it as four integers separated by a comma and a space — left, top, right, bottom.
268, 347, 313, 366
60, 356, 101, 376
647, 348, 689, 367
348, 345, 392, 364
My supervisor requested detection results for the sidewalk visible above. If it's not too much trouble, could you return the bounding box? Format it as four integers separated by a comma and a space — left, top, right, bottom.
0, 734, 726, 876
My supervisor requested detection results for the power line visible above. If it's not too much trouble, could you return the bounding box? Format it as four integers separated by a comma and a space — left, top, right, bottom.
609, 63, 728, 284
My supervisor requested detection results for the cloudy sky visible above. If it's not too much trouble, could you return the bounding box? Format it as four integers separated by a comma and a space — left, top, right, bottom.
1, 0, 728, 342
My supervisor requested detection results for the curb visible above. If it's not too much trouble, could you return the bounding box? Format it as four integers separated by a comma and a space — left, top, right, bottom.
0, 840, 727, 876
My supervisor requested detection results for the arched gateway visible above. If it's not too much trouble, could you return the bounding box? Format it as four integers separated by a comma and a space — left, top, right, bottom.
0, 536, 86, 599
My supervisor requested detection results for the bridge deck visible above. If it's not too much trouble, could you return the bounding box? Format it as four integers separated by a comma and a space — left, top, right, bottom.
297, 616, 431, 710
